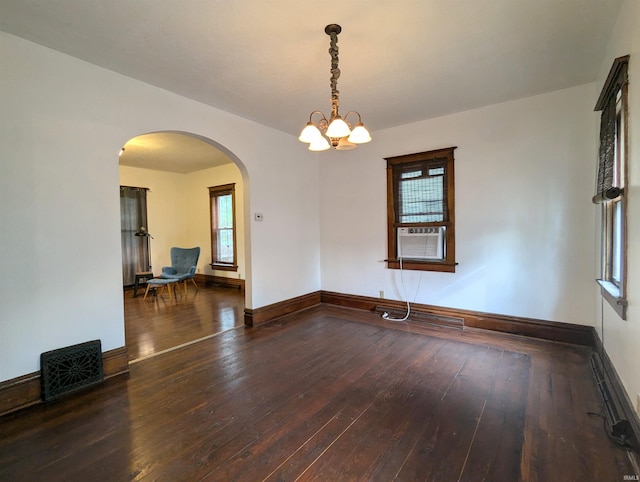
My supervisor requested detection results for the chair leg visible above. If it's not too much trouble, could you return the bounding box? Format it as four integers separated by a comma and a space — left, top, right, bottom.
190, 278, 198, 291
183, 280, 188, 297
143, 283, 151, 301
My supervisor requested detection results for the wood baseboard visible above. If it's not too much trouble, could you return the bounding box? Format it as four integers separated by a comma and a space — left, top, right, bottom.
102, 346, 129, 379
0, 346, 129, 417
244, 291, 321, 327
320, 291, 596, 346
243, 290, 594, 347
196, 273, 244, 290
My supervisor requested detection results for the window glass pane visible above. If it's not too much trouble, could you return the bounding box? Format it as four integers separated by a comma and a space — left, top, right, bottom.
217, 194, 233, 229
217, 228, 234, 263
612, 200, 622, 283
401, 170, 422, 179
399, 174, 444, 223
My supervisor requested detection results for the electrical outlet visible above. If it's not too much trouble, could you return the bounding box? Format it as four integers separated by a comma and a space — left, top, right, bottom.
379, 290, 384, 299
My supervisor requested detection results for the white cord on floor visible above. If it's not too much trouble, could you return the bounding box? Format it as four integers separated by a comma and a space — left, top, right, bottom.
382, 257, 411, 322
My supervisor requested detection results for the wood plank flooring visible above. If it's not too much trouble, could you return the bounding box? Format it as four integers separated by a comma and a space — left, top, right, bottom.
124, 284, 245, 361
0, 289, 637, 481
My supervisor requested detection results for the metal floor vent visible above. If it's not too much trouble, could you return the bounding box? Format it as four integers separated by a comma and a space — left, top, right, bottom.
40, 340, 104, 401
589, 352, 635, 448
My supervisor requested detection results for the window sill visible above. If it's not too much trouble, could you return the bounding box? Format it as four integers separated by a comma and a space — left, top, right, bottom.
597, 279, 627, 320
386, 259, 456, 273
210, 263, 238, 272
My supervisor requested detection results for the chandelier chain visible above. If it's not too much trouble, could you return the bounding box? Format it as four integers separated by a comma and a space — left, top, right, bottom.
328, 31, 341, 118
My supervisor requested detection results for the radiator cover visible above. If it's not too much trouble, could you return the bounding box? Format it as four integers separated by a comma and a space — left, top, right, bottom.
40, 340, 104, 401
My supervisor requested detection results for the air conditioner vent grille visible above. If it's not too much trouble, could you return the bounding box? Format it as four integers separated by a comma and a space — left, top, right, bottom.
397, 226, 445, 260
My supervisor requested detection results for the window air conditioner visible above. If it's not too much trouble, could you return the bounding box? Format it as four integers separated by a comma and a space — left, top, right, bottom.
397, 227, 444, 260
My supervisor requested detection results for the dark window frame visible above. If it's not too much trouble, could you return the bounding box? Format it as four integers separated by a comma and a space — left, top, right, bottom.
385, 147, 457, 272
593, 55, 629, 319
209, 183, 238, 272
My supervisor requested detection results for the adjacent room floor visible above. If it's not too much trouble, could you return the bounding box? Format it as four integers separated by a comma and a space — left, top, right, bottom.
123, 282, 245, 361
0, 288, 637, 480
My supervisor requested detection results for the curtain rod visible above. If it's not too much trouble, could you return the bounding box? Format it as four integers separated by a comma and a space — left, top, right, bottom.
120, 185, 150, 191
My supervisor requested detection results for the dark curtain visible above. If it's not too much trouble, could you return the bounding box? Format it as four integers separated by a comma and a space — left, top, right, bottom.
593, 56, 628, 204
594, 94, 616, 200
120, 186, 149, 286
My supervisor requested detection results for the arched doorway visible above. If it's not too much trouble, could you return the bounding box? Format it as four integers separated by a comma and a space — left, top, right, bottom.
118, 131, 250, 361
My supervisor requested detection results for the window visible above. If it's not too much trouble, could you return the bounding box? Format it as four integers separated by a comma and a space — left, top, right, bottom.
209, 183, 237, 271
386, 147, 456, 272
593, 55, 629, 319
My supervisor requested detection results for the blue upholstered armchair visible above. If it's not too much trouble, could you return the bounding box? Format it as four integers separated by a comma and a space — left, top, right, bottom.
161, 247, 200, 295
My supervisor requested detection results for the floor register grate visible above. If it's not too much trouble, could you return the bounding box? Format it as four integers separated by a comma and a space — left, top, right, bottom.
40, 340, 104, 401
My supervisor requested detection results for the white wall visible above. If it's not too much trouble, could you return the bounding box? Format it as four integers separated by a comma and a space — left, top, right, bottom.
119, 166, 189, 275
119, 163, 246, 281
593, 0, 640, 410
320, 83, 597, 325
184, 163, 246, 281
0, 33, 321, 382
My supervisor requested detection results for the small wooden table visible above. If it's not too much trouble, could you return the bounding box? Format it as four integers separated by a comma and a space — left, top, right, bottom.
133, 271, 154, 298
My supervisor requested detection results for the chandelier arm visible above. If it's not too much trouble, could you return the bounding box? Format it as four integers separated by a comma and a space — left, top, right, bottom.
343, 111, 363, 126
308, 111, 328, 123
306, 110, 329, 132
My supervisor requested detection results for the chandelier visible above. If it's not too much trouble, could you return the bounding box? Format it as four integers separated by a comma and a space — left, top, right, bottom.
299, 24, 372, 151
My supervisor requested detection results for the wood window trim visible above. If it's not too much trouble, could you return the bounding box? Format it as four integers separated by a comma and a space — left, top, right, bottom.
385, 147, 457, 272
597, 279, 627, 320
209, 263, 238, 272
594, 56, 629, 319
209, 183, 238, 272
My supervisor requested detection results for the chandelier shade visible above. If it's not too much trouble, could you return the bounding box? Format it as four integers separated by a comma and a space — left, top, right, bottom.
299, 122, 322, 143
309, 135, 331, 151
325, 116, 351, 138
336, 136, 357, 150
300, 24, 371, 151
348, 122, 372, 144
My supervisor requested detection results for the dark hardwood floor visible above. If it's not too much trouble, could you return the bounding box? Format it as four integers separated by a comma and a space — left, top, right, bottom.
0, 287, 637, 481
124, 283, 245, 361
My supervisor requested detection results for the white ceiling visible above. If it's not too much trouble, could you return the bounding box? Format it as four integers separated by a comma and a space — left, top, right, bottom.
119, 132, 232, 174
1, 0, 623, 172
